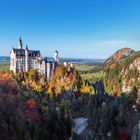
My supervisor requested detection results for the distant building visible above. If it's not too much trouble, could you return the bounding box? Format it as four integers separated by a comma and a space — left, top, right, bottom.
10, 38, 59, 79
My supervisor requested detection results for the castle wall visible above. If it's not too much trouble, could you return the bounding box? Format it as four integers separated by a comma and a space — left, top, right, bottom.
47, 62, 54, 79
10, 49, 17, 73
16, 56, 26, 72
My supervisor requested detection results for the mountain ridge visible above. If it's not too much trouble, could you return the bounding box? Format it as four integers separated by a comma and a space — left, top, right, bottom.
105, 48, 135, 66
104, 48, 140, 94
0, 56, 105, 65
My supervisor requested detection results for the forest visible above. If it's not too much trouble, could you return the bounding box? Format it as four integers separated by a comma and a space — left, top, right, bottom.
0, 61, 140, 140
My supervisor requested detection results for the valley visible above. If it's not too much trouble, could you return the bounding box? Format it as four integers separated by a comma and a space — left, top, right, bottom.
0, 48, 140, 139
0, 61, 10, 70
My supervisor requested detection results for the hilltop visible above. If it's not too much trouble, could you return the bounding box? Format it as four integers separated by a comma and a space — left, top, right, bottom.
104, 48, 140, 94
105, 48, 135, 66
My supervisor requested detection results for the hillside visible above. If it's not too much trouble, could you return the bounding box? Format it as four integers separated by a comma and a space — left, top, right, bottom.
0, 51, 140, 139
104, 49, 140, 95
105, 48, 135, 66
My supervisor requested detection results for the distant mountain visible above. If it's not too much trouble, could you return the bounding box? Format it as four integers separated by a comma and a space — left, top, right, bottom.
59, 58, 105, 65
105, 48, 135, 66
104, 49, 140, 94
47, 57, 105, 65
0, 56, 10, 62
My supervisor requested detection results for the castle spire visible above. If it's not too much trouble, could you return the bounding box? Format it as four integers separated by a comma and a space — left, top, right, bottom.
26, 44, 28, 50
18, 37, 23, 49
53, 50, 59, 70
53, 50, 59, 63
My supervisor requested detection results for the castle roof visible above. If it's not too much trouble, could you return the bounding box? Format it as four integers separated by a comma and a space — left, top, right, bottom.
12, 48, 41, 57
13, 48, 25, 56
28, 50, 41, 57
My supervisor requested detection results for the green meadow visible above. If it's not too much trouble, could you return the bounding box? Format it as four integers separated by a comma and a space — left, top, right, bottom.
0, 61, 10, 70
74, 64, 105, 84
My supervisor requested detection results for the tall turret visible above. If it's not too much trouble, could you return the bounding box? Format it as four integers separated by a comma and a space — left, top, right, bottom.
53, 50, 59, 63
10, 47, 17, 73
18, 37, 23, 49
53, 50, 59, 70
25, 45, 29, 72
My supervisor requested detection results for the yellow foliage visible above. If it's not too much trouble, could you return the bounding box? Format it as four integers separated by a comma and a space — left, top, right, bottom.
80, 83, 93, 94
27, 80, 43, 92
47, 86, 53, 94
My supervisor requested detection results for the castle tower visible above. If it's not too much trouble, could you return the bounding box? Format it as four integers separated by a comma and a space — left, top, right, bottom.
18, 37, 23, 49
53, 50, 59, 63
41, 57, 47, 76
53, 50, 59, 70
25, 45, 29, 72
47, 62, 53, 79
10, 47, 17, 73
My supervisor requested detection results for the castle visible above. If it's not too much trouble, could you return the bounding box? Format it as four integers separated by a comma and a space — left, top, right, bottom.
10, 38, 59, 79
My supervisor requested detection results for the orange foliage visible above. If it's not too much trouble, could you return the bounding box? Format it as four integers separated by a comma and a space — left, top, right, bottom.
128, 79, 133, 87
0, 72, 17, 94
47, 65, 78, 94
107, 80, 110, 86
55, 66, 64, 77
109, 63, 116, 70
113, 85, 118, 96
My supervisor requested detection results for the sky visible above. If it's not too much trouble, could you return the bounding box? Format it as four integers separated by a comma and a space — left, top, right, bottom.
0, 0, 140, 59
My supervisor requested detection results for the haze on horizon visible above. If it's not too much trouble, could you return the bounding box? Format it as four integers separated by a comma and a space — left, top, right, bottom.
0, 0, 140, 59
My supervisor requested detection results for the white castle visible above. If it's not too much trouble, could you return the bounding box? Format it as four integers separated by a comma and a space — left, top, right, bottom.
10, 38, 59, 79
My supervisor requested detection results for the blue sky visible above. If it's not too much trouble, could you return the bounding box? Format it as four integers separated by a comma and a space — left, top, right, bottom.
0, 0, 140, 59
